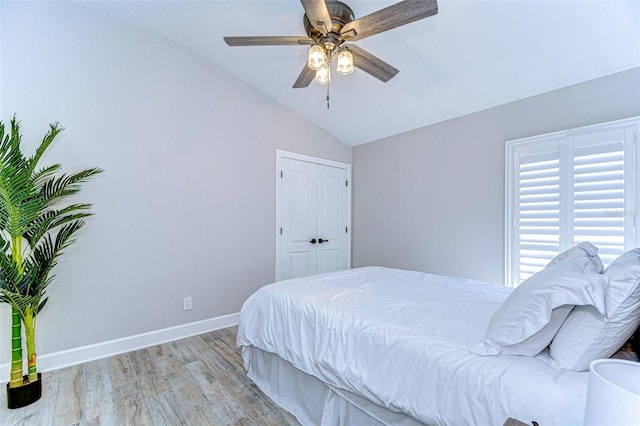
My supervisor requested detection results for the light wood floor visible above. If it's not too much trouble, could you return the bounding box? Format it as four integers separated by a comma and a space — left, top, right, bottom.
0, 326, 300, 426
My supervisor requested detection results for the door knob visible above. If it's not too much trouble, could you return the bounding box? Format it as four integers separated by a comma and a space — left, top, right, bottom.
309, 239, 317, 244
318, 238, 326, 243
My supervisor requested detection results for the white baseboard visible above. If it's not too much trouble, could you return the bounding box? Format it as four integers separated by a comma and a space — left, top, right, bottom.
0, 312, 240, 384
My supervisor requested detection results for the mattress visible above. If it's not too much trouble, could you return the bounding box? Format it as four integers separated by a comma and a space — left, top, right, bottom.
237, 267, 588, 425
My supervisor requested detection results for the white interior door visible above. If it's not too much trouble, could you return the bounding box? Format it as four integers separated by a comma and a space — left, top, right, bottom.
277, 152, 351, 281
316, 164, 348, 274
280, 158, 318, 279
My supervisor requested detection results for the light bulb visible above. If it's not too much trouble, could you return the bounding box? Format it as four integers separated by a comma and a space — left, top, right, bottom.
307, 45, 326, 71
315, 63, 331, 85
336, 49, 354, 75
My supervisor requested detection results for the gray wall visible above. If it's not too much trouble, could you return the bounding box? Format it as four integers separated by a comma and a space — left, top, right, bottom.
0, 1, 350, 365
352, 67, 640, 285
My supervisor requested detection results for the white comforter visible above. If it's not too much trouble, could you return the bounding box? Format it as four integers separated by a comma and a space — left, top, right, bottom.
237, 267, 588, 425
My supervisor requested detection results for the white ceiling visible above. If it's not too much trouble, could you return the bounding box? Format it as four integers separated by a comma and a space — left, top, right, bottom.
77, 0, 640, 146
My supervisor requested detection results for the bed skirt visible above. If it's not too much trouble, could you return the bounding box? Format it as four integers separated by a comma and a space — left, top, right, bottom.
243, 345, 424, 426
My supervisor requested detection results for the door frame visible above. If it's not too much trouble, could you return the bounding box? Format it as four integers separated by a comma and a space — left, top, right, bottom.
275, 149, 352, 281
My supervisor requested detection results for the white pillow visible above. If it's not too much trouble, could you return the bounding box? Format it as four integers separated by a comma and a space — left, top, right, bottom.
471, 242, 606, 356
547, 241, 604, 272
549, 249, 640, 371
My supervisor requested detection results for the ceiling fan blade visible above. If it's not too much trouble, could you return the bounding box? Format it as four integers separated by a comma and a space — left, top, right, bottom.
224, 36, 313, 46
348, 45, 399, 83
293, 64, 315, 88
300, 0, 333, 35
340, 0, 438, 41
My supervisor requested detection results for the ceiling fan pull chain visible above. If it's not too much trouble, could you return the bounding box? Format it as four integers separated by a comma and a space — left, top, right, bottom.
326, 84, 330, 110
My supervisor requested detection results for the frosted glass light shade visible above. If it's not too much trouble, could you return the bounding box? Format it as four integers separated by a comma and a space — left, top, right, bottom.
583, 359, 640, 426
307, 45, 326, 70
315, 63, 331, 85
336, 49, 354, 75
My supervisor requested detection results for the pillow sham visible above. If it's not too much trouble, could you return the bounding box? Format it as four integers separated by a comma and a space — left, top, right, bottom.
549, 249, 640, 371
547, 241, 604, 272
471, 248, 607, 356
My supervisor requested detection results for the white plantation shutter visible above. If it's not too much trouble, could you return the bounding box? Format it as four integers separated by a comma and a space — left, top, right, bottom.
517, 151, 560, 282
506, 118, 639, 287
573, 141, 625, 266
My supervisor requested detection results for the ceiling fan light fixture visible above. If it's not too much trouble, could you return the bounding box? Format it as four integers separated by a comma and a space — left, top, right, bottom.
315, 63, 331, 85
224, 0, 439, 89
307, 45, 327, 70
336, 49, 354, 75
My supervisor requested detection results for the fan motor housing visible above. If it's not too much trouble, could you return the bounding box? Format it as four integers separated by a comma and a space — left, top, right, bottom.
304, 1, 354, 48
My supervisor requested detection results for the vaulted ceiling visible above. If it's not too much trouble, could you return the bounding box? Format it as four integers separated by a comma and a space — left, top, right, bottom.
78, 0, 640, 146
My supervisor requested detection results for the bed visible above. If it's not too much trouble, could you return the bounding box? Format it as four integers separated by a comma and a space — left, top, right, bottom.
237, 244, 640, 425
237, 266, 590, 425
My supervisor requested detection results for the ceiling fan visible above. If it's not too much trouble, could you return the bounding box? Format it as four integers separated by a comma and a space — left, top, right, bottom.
223, 0, 438, 88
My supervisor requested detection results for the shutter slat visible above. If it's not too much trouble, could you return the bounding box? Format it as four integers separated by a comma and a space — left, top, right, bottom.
520, 228, 560, 236
520, 185, 561, 196
575, 200, 624, 209
574, 181, 623, 192
520, 211, 559, 218
574, 190, 623, 200
575, 228, 624, 237
519, 204, 560, 211
575, 210, 623, 218
520, 156, 559, 168
574, 140, 624, 158
520, 220, 560, 227
575, 164, 623, 176
574, 219, 624, 226
519, 179, 559, 189
519, 194, 560, 203
574, 171, 624, 184
519, 243, 560, 253
520, 169, 560, 180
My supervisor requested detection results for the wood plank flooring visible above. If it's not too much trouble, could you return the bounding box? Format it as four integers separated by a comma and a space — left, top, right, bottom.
0, 326, 300, 426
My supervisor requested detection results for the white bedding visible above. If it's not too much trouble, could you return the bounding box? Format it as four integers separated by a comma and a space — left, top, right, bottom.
237, 267, 588, 425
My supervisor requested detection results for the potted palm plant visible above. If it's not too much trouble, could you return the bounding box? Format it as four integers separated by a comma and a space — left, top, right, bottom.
0, 116, 102, 408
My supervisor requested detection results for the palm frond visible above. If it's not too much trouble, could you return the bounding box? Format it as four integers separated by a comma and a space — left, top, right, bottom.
0, 252, 23, 293
23, 204, 93, 248
0, 118, 43, 239
0, 121, 8, 153
0, 234, 9, 254
31, 164, 62, 187
40, 168, 103, 207
0, 118, 27, 169
30, 276, 54, 317
25, 220, 85, 297
26, 122, 63, 177
37, 297, 48, 313
0, 165, 32, 232
24, 236, 56, 296
54, 220, 86, 256
0, 288, 39, 317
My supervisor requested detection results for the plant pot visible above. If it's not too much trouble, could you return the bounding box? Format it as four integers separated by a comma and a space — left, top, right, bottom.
6, 373, 42, 409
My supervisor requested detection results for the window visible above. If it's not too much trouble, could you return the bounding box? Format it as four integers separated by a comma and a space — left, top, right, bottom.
505, 118, 639, 286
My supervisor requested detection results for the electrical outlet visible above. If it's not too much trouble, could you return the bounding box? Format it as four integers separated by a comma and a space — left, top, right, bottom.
183, 296, 192, 311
